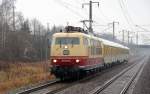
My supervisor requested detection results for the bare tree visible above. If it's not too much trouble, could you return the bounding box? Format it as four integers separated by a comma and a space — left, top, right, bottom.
0, 0, 16, 48
0, 0, 64, 61
15, 12, 24, 31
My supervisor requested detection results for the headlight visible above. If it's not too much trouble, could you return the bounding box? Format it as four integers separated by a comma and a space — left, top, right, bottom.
53, 59, 57, 63
64, 46, 68, 49
76, 59, 80, 63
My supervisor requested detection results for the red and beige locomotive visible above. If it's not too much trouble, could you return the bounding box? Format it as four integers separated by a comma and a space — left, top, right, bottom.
50, 26, 129, 80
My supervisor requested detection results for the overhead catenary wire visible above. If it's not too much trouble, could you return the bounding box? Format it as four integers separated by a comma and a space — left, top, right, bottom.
119, 0, 150, 45
54, 0, 85, 20
57, 0, 149, 45
95, 0, 113, 22
98, 7, 112, 22
94, 26, 113, 34
135, 25, 150, 32
80, 0, 110, 30
118, 0, 131, 26
121, 0, 135, 26
138, 24, 150, 27
101, 26, 113, 32
54, 0, 111, 35
118, 0, 134, 31
55, 0, 108, 27
54, 0, 104, 27
54, 0, 127, 37
78, 0, 108, 24
141, 34, 150, 44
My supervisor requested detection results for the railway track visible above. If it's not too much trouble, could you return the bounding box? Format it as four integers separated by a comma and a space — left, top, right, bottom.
16, 64, 127, 94
16, 71, 103, 94
37, 56, 143, 94
89, 56, 148, 94
20, 75, 99, 94
45, 56, 143, 94
17, 79, 60, 94
16, 56, 143, 94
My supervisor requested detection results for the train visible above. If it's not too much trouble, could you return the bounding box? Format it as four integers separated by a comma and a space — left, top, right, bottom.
50, 26, 129, 80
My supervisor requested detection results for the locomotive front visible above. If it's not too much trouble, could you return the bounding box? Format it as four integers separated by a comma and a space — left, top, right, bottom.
50, 32, 88, 79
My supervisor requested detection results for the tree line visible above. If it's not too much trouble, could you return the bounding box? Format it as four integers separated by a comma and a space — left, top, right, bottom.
0, 0, 63, 61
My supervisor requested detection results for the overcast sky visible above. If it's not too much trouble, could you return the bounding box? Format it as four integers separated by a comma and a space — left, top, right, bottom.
16, 0, 150, 45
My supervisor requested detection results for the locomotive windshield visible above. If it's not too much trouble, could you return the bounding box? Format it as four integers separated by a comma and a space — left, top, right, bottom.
55, 37, 80, 45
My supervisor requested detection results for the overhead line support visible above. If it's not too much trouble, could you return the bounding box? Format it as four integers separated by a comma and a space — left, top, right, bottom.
108, 21, 119, 39
82, 1, 99, 33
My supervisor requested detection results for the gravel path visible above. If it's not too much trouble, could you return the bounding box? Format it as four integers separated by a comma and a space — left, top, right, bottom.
132, 56, 150, 94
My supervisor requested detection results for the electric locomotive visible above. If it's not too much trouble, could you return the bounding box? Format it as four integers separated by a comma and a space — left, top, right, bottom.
50, 26, 129, 80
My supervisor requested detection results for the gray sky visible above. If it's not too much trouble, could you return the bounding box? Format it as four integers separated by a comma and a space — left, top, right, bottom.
16, 0, 150, 45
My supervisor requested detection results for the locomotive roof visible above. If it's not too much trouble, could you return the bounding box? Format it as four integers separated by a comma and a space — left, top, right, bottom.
52, 32, 129, 50
52, 32, 85, 37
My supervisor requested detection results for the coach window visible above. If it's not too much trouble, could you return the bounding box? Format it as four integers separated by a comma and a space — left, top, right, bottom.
96, 48, 100, 55
93, 40, 96, 55
83, 37, 89, 45
90, 39, 94, 46
94, 40, 96, 46
96, 41, 98, 46
96, 40, 99, 46
90, 39, 92, 46
92, 40, 94, 46
99, 43, 102, 55
90, 39, 93, 55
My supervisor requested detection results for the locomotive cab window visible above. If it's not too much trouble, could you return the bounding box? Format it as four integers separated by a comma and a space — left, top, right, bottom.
55, 37, 80, 45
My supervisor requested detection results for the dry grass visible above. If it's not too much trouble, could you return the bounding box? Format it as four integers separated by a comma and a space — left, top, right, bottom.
0, 61, 53, 94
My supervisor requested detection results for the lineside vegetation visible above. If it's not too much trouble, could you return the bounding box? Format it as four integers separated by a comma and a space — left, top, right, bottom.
0, 61, 53, 94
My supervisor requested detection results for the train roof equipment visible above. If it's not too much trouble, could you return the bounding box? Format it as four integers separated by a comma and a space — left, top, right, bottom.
64, 26, 88, 34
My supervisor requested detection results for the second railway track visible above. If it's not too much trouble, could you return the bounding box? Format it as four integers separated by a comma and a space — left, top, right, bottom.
89, 56, 148, 94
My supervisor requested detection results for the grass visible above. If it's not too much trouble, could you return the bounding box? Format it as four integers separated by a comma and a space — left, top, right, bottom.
0, 61, 54, 94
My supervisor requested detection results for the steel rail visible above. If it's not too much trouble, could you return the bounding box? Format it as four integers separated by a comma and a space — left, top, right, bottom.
120, 58, 147, 94
44, 83, 76, 94
42, 56, 143, 94
90, 63, 137, 94
90, 56, 146, 94
43, 72, 106, 94
44, 61, 140, 94
17, 79, 60, 94
16, 62, 128, 94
